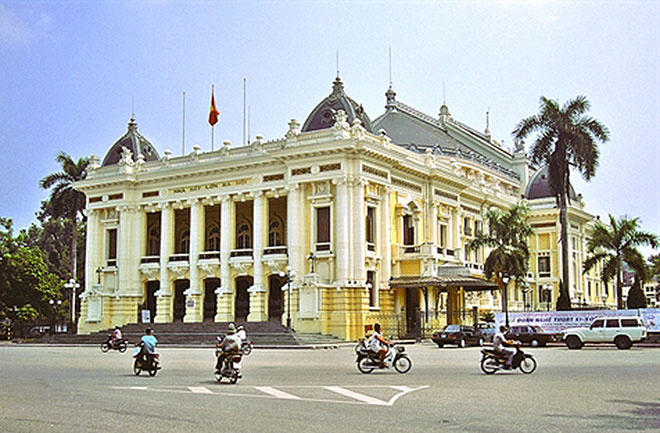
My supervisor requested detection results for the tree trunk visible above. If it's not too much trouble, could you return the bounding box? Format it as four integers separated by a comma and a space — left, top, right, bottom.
559, 192, 571, 309
616, 259, 623, 309
70, 219, 77, 330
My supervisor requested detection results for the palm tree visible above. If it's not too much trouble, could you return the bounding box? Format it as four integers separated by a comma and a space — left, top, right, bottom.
468, 202, 533, 326
39, 152, 89, 284
513, 96, 609, 309
583, 215, 658, 309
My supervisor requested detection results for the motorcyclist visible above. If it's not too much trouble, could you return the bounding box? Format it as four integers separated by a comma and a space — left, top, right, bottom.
236, 325, 247, 344
216, 323, 242, 373
110, 326, 122, 348
138, 327, 158, 363
369, 323, 392, 367
493, 325, 517, 369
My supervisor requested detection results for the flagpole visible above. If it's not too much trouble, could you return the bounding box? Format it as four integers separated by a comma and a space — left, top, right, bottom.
182, 91, 186, 155
243, 78, 247, 146
211, 84, 215, 151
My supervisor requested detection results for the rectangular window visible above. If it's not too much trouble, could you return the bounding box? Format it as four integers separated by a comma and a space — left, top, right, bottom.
538, 256, 551, 278
107, 228, 117, 267
464, 217, 472, 236
439, 224, 447, 248
367, 270, 377, 308
621, 319, 639, 327
316, 206, 330, 251
606, 319, 619, 328
366, 206, 375, 252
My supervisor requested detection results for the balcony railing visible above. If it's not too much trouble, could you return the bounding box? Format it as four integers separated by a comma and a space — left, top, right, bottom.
140, 256, 160, 264
106, 259, 117, 267
199, 251, 220, 260
230, 249, 253, 257
168, 253, 189, 262
264, 246, 288, 255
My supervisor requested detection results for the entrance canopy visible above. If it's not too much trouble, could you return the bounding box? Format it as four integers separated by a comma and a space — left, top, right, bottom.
389, 265, 497, 291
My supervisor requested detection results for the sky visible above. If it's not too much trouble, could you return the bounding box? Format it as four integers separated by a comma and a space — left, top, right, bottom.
0, 0, 658, 256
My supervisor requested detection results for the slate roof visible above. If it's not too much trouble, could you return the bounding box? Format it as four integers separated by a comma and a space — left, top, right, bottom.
102, 117, 160, 167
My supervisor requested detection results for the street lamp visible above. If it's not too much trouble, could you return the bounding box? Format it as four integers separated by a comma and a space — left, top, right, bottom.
96, 267, 103, 284
501, 274, 510, 327
64, 278, 80, 332
278, 266, 296, 330
522, 286, 530, 312
543, 284, 552, 312
307, 252, 316, 274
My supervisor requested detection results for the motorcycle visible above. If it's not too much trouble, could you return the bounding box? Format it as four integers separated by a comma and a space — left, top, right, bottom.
479, 345, 537, 375
101, 337, 127, 353
241, 339, 253, 356
215, 338, 243, 384
132, 342, 161, 377
355, 343, 412, 374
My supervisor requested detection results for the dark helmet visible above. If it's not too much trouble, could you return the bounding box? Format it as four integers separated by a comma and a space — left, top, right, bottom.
146, 327, 153, 334
114, 326, 120, 330
374, 323, 381, 332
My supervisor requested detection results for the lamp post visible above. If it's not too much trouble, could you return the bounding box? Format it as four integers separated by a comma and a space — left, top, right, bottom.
522, 286, 530, 312
307, 252, 316, 274
64, 278, 80, 332
96, 267, 103, 284
501, 274, 510, 327
543, 285, 552, 312
278, 266, 296, 330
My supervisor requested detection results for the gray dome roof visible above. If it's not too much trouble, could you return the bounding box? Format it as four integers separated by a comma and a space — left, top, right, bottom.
525, 165, 578, 201
302, 77, 373, 133
102, 117, 159, 166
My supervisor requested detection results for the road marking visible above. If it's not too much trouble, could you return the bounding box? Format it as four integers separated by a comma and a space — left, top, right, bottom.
255, 386, 301, 400
387, 385, 429, 405
323, 386, 388, 406
188, 386, 214, 394
130, 386, 148, 390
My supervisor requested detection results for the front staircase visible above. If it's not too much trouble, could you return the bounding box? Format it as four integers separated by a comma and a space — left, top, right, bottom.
28, 321, 345, 347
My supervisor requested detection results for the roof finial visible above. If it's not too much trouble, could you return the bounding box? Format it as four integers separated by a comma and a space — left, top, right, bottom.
336, 49, 340, 78
443, 82, 446, 105
388, 46, 393, 88
485, 107, 491, 137
131, 96, 135, 121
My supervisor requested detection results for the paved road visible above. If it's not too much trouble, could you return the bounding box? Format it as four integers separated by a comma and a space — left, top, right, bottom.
1, 343, 658, 432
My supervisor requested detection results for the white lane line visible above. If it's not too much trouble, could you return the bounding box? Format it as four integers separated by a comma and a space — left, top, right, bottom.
188, 386, 214, 394
255, 386, 302, 400
387, 385, 429, 406
130, 386, 148, 390
322, 386, 388, 406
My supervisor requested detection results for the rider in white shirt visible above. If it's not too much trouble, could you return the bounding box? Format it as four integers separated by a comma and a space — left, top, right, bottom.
493, 325, 516, 369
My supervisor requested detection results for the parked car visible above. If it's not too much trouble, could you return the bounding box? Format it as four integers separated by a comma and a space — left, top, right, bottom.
562, 316, 647, 350
505, 325, 554, 347
432, 324, 484, 348
478, 322, 496, 342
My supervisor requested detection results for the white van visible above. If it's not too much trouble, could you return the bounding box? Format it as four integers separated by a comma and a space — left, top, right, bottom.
562, 316, 647, 350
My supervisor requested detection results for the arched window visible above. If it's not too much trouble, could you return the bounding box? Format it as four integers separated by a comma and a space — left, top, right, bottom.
148, 226, 160, 256
207, 225, 220, 251
179, 229, 190, 254
237, 223, 251, 250
268, 219, 282, 247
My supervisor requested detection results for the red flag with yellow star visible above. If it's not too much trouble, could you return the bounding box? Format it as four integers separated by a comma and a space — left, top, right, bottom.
208, 89, 219, 126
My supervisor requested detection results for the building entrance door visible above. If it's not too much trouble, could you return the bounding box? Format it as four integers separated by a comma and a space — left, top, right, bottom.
234, 276, 253, 322
268, 275, 284, 322
173, 279, 189, 322
145, 281, 158, 323
204, 278, 219, 321
405, 288, 420, 337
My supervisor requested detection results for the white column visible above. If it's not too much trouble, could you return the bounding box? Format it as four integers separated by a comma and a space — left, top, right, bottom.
158, 203, 172, 294
252, 191, 265, 291
118, 205, 140, 295
85, 209, 100, 292
430, 201, 438, 246
335, 176, 350, 285
188, 199, 201, 295
352, 178, 366, 284
381, 188, 391, 283
287, 184, 304, 277
220, 196, 232, 292
249, 191, 267, 321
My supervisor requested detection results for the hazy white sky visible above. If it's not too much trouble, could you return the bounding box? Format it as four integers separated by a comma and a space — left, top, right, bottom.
0, 0, 658, 255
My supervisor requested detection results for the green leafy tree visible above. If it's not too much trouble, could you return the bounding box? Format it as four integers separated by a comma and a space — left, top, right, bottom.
39, 152, 89, 283
583, 215, 658, 309
513, 96, 609, 309
0, 218, 63, 331
626, 279, 646, 309
468, 202, 533, 324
